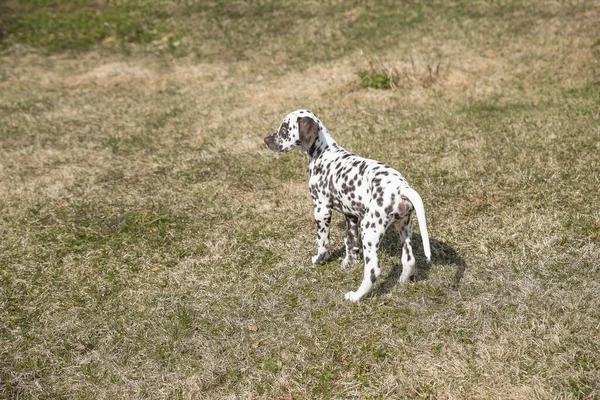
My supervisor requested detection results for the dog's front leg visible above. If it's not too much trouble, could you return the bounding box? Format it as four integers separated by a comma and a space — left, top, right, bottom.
344, 214, 388, 302
311, 205, 331, 264
342, 214, 362, 267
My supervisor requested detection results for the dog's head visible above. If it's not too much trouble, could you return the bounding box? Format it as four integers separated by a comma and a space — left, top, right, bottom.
264, 109, 320, 153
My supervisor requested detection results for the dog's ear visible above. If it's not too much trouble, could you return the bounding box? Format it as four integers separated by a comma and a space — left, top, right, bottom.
298, 116, 319, 152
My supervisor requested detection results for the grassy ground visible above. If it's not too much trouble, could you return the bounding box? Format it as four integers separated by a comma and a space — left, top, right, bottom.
1, 1, 600, 398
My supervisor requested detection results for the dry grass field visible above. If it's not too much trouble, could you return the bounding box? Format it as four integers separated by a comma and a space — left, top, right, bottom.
1, 1, 599, 398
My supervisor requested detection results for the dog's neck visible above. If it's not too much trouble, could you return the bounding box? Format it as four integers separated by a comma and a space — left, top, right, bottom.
306, 122, 339, 165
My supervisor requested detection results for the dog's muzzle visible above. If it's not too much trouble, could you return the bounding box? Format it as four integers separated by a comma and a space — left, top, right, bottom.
264, 135, 282, 151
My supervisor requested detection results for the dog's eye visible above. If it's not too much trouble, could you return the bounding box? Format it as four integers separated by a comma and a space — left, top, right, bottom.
296, 140, 301, 145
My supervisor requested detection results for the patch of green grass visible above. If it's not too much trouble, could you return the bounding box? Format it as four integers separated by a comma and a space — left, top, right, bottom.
0, 0, 170, 52
459, 98, 535, 117
0, 0, 467, 64
358, 70, 397, 89
568, 376, 595, 399
562, 82, 600, 116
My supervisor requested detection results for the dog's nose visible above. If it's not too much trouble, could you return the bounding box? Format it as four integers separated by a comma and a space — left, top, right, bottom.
264, 135, 273, 144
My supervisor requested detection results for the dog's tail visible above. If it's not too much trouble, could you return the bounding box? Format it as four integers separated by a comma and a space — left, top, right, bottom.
402, 187, 431, 262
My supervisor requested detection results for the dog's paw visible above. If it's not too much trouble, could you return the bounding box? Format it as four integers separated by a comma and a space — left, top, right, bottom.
398, 274, 411, 284
341, 256, 361, 268
344, 291, 361, 302
312, 252, 330, 265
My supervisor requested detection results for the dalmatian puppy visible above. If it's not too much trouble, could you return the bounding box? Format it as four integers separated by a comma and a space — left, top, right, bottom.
264, 109, 431, 302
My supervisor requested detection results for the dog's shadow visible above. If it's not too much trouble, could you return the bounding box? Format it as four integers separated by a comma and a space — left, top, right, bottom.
329, 225, 466, 294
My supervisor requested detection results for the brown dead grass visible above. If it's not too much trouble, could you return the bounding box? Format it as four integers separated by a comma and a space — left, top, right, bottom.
1, 1, 600, 399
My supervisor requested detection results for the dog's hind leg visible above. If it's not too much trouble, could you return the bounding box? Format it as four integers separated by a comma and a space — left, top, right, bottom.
394, 214, 415, 283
